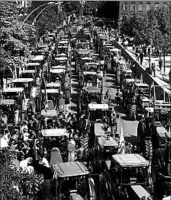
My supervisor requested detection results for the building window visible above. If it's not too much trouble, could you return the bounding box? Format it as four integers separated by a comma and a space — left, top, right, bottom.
155, 3, 160, 9
123, 3, 128, 11
131, 3, 136, 11
146, 3, 151, 11
138, 3, 143, 12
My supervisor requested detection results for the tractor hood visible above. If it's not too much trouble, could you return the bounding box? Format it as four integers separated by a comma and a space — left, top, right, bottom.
70, 193, 84, 200
130, 185, 151, 199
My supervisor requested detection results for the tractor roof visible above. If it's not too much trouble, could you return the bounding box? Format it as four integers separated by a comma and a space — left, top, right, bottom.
52, 65, 66, 70
131, 185, 151, 199
83, 71, 97, 75
98, 136, 118, 147
50, 69, 65, 74
81, 57, 92, 60
145, 107, 154, 113
41, 128, 68, 137
52, 162, 89, 179
31, 55, 45, 61
162, 196, 171, 200
21, 70, 36, 73
134, 83, 149, 87
112, 154, 149, 167
3, 88, 24, 92
85, 62, 99, 66
83, 86, 101, 93
110, 48, 121, 52
42, 89, 60, 93
12, 78, 34, 83
0, 99, 15, 105
55, 57, 67, 60
26, 63, 40, 66
46, 82, 61, 88
41, 109, 58, 117
88, 103, 109, 110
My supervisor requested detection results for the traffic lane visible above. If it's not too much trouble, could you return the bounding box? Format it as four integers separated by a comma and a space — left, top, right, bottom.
104, 73, 139, 146
67, 65, 78, 113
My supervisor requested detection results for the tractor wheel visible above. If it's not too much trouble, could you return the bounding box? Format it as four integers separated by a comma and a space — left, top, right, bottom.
129, 104, 136, 120
144, 139, 153, 161
65, 89, 70, 104
88, 178, 97, 200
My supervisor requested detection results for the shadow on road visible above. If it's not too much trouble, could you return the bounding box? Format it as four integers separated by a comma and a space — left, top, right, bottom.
71, 83, 79, 89
114, 105, 126, 114
125, 135, 137, 146
105, 79, 114, 84
121, 115, 136, 121
106, 74, 115, 78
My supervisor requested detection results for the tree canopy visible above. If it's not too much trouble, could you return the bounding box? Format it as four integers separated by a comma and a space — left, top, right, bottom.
0, 2, 36, 74
120, 5, 170, 48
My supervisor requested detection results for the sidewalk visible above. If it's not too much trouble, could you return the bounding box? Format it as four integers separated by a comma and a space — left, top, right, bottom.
126, 46, 170, 90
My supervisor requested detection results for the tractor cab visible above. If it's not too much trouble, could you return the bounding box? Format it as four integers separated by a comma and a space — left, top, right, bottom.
20, 70, 36, 79
108, 154, 152, 200
94, 122, 118, 157
0, 99, 17, 125
41, 99, 58, 118
88, 103, 109, 123
54, 57, 67, 66
82, 72, 98, 88
154, 102, 171, 127
26, 63, 41, 71
42, 88, 60, 108
57, 45, 68, 55
121, 78, 135, 93
109, 48, 121, 58
83, 62, 99, 72
76, 41, 90, 50
123, 69, 133, 79
50, 69, 65, 83
11, 78, 34, 98
31, 55, 45, 65
134, 83, 150, 98
41, 128, 68, 159
51, 162, 96, 200
36, 44, 49, 55
90, 53, 99, 63
2, 88, 24, 101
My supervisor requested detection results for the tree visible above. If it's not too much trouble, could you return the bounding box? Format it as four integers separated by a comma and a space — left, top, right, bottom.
62, 1, 81, 16
120, 5, 170, 47
0, 149, 35, 200
34, 6, 66, 37
0, 2, 36, 76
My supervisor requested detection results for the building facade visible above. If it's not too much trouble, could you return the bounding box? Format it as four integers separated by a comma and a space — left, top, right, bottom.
119, 1, 169, 18
16, 1, 31, 8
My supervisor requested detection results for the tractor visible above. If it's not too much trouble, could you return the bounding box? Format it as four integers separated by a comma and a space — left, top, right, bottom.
137, 103, 171, 198
51, 162, 97, 200
80, 87, 102, 112
99, 154, 153, 200
0, 99, 20, 127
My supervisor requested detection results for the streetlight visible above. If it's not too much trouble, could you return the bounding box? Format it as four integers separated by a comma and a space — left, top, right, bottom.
32, 2, 61, 25
22, 2, 55, 24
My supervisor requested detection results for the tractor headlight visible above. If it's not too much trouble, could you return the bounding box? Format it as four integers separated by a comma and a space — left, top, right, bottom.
141, 196, 146, 200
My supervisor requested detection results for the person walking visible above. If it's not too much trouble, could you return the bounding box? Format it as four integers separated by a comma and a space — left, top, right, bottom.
139, 50, 144, 65
151, 63, 156, 77
159, 58, 163, 71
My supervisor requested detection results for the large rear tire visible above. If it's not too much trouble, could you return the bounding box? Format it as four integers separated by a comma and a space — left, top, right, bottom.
144, 139, 153, 161
129, 104, 136, 120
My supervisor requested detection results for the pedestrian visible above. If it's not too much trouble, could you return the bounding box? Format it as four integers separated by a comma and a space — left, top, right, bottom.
115, 89, 122, 106
139, 50, 144, 65
159, 57, 163, 71
151, 63, 156, 77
